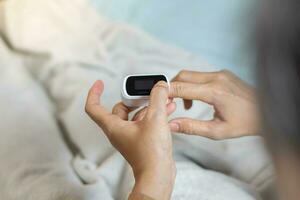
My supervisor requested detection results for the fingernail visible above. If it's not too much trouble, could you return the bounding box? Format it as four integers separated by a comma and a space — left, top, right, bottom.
170, 122, 180, 132
155, 81, 168, 88
92, 80, 103, 92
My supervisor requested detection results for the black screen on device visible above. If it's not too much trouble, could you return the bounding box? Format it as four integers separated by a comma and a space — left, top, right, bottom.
126, 75, 167, 96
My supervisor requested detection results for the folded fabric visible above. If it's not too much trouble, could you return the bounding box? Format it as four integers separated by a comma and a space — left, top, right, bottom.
0, 37, 114, 199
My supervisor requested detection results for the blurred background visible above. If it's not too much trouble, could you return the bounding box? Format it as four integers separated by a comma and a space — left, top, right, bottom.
91, 0, 259, 82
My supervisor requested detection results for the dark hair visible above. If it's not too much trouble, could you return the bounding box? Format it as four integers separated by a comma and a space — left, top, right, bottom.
257, 0, 300, 154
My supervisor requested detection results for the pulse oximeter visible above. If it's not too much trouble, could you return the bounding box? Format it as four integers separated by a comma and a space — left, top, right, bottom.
121, 74, 169, 107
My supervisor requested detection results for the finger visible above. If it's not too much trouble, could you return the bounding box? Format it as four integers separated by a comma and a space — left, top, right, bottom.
169, 82, 214, 104
132, 107, 148, 121
86, 80, 104, 107
172, 70, 218, 84
183, 99, 193, 110
167, 97, 174, 104
166, 102, 177, 116
85, 81, 120, 131
147, 81, 169, 118
133, 102, 177, 121
169, 118, 228, 140
112, 102, 136, 120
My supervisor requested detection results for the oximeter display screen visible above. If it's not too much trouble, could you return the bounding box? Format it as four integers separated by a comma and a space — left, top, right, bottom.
134, 80, 155, 90
126, 75, 167, 96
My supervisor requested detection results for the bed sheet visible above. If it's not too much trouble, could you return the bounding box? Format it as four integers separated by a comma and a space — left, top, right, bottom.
0, 0, 272, 199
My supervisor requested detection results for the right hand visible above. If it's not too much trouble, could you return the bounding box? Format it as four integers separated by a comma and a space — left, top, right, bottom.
85, 80, 176, 200
169, 70, 261, 140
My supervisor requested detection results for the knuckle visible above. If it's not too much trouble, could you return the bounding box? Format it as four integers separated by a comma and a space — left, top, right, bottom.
221, 69, 232, 75
217, 70, 231, 81
210, 82, 231, 98
173, 82, 184, 96
177, 70, 189, 80
181, 121, 195, 134
211, 83, 225, 96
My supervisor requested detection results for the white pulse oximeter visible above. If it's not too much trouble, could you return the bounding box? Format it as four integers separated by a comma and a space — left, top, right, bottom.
121, 74, 169, 107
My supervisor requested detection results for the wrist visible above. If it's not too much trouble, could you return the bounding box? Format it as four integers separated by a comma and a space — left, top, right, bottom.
132, 162, 176, 200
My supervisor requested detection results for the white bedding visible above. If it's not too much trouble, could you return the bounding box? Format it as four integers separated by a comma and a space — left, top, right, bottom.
0, 0, 273, 199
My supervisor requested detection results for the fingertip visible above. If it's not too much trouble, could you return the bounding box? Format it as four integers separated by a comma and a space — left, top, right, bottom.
169, 122, 180, 132
86, 80, 105, 113
148, 80, 169, 111
91, 80, 104, 94
166, 102, 177, 115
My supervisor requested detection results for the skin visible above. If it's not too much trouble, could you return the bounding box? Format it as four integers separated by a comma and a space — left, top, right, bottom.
85, 80, 176, 200
167, 70, 300, 199
85, 70, 300, 200
168, 70, 261, 139
85, 69, 262, 199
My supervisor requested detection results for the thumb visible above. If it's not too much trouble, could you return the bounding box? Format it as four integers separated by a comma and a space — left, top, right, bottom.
147, 81, 169, 119
169, 118, 228, 140
85, 80, 121, 133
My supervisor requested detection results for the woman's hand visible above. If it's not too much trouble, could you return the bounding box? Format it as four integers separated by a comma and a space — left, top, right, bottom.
169, 70, 261, 140
85, 80, 176, 200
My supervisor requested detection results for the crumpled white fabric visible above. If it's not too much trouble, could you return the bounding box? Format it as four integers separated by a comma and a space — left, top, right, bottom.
0, 0, 274, 199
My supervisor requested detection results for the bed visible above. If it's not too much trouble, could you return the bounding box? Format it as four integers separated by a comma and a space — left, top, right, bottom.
0, 0, 273, 199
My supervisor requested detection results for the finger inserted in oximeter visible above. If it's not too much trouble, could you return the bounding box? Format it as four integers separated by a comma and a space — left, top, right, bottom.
121, 74, 169, 107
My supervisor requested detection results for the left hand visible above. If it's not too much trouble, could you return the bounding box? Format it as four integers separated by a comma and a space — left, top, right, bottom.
169, 70, 261, 139
85, 80, 176, 200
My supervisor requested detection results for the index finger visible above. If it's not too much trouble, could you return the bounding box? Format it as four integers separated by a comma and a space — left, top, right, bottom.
172, 70, 218, 84
147, 81, 169, 119
112, 102, 136, 120
169, 82, 214, 104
